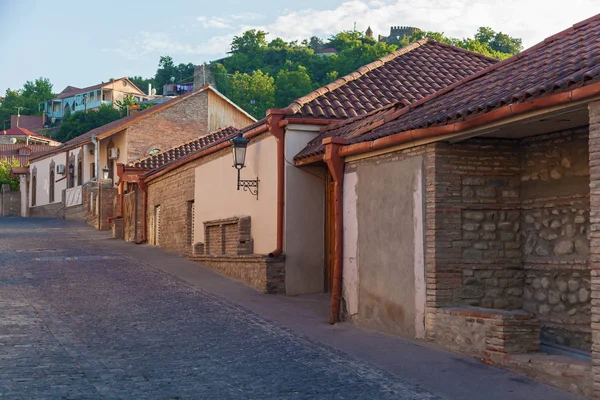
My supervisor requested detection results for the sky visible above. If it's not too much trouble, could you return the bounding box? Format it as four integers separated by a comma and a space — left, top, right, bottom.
0, 0, 599, 95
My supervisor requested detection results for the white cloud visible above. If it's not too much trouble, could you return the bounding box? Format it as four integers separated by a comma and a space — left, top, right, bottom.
197, 16, 231, 29
109, 0, 600, 62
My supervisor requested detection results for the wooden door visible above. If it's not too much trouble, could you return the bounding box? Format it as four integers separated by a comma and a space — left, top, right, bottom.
324, 171, 335, 293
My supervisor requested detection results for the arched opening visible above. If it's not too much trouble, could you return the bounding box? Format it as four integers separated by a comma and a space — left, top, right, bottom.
49, 170, 55, 203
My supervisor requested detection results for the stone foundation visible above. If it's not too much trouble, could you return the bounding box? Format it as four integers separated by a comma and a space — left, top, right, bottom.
488, 353, 592, 398
426, 306, 540, 357
188, 254, 285, 294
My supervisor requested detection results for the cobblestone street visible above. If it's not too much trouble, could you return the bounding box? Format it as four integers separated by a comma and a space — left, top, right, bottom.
0, 218, 579, 400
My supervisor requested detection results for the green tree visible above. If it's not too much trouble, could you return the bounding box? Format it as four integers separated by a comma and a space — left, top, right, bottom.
129, 76, 155, 94
115, 94, 138, 116
154, 56, 177, 95
56, 104, 121, 142
228, 70, 275, 118
0, 157, 20, 191
0, 77, 54, 128
231, 30, 268, 54
275, 64, 313, 107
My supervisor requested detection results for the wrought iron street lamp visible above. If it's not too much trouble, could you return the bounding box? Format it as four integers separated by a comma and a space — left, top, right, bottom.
231, 132, 259, 199
102, 165, 110, 181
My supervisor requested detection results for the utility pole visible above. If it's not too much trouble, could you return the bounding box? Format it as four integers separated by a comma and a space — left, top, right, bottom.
16, 107, 26, 127
83, 94, 88, 113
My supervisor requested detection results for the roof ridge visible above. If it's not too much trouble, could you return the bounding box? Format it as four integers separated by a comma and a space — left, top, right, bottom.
129, 125, 238, 166
280, 39, 430, 114
368, 13, 600, 125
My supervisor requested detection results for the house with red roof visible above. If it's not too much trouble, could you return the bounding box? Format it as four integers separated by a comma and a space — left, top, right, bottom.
0, 126, 60, 146
39, 78, 150, 126
115, 39, 496, 296
290, 13, 600, 397
26, 85, 255, 223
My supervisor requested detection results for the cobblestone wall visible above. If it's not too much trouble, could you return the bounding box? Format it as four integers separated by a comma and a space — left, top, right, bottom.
520, 128, 590, 351
432, 140, 523, 308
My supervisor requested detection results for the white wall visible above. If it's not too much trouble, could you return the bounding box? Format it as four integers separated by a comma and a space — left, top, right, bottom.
194, 134, 278, 254
284, 124, 326, 295
30, 152, 68, 207
342, 171, 359, 317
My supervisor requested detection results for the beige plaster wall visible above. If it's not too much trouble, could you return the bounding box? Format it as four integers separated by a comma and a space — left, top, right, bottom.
30, 152, 68, 207
352, 155, 426, 338
194, 133, 277, 254
284, 124, 326, 295
99, 130, 127, 184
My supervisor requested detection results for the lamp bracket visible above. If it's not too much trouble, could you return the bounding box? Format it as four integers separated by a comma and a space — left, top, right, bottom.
237, 169, 259, 199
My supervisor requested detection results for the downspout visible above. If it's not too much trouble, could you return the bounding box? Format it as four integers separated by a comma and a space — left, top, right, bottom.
322, 137, 348, 324
266, 110, 286, 257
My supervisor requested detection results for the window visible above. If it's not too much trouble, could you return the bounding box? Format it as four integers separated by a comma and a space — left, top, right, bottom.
18, 147, 31, 156
49, 170, 55, 203
90, 162, 96, 179
68, 164, 75, 188
31, 169, 37, 207
77, 160, 83, 186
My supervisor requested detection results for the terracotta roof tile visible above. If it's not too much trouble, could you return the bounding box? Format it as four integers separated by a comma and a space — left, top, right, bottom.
0, 144, 57, 167
129, 126, 239, 169
295, 14, 600, 160
1, 127, 60, 145
283, 39, 496, 121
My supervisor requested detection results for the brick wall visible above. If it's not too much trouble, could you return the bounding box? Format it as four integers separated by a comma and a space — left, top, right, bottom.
82, 182, 116, 230
431, 140, 523, 308
126, 90, 209, 162
188, 254, 285, 294
426, 306, 539, 357
146, 146, 229, 254
203, 216, 253, 256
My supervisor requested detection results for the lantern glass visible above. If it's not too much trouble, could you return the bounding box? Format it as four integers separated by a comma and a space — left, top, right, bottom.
232, 146, 247, 169
102, 165, 110, 180
230, 132, 249, 169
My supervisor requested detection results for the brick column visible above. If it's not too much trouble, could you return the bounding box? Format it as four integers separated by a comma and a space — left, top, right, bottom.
589, 100, 600, 399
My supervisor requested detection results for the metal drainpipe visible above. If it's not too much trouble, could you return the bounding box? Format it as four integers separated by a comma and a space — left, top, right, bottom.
322, 137, 348, 324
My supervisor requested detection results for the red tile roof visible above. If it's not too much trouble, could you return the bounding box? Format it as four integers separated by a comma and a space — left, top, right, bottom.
1, 127, 60, 145
0, 144, 56, 167
129, 126, 239, 169
30, 87, 215, 162
295, 14, 600, 160
282, 39, 497, 120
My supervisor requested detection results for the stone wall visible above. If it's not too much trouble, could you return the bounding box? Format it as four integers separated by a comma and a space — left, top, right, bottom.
520, 128, 590, 351
188, 254, 285, 294
426, 306, 539, 357
0, 184, 20, 216
433, 140, 522, 308
82, 181, 116, 230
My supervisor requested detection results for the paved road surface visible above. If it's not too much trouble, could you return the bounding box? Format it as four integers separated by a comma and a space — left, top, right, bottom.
0, 218, 580, 399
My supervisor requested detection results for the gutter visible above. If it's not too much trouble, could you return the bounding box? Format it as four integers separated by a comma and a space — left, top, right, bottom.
339, 82, 600, 159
